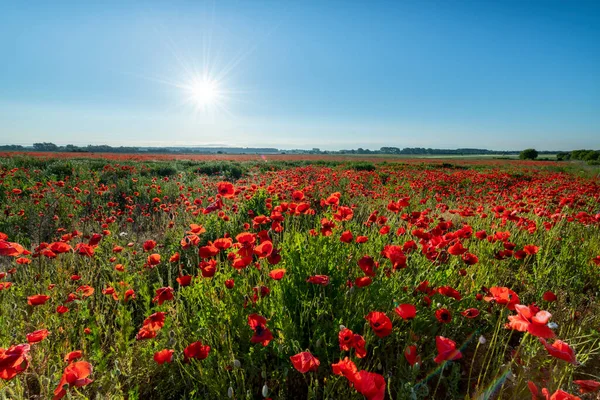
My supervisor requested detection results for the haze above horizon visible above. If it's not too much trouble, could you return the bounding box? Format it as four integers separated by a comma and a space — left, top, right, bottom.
1, 1, 599, 151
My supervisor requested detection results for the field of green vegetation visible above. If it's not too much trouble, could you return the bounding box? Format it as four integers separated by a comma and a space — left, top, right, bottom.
0, 156, 599, 399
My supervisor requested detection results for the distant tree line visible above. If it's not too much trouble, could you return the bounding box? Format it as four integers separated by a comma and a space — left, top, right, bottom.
0, 143, 596, 161
556, 149, 600, 164
0, 143, 280, 154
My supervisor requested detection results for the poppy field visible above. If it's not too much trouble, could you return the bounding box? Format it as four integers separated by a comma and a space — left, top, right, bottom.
0, 155, 599, 399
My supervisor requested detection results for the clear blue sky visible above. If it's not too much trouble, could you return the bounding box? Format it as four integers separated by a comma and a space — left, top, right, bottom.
1, 0, 599, 150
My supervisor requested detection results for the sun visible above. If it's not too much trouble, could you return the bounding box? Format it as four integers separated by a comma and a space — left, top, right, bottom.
189, 78, 219, 108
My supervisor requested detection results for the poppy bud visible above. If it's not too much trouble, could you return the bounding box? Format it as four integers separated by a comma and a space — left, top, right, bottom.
227, 387, 234, 398
262, 384, 269, 397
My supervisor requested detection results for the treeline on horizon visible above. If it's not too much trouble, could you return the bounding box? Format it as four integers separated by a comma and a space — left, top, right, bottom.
0, 142, 578, 156
556, 149, 600, 164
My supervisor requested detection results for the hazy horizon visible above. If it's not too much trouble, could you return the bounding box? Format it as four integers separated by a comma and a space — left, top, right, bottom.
1, 1, 599, 151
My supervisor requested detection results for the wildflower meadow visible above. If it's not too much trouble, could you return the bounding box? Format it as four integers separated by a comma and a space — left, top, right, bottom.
0, 155, 599, 399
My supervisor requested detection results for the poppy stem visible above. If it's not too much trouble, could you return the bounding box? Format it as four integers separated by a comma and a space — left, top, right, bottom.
432, 362, 445, 398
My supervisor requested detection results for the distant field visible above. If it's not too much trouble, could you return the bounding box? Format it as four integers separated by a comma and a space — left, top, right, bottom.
0, 151, 559, 164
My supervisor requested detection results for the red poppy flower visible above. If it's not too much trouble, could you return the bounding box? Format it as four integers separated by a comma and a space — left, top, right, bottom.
539, 338, 577, 364
331, 357, 358, 381
225, 279, 235, 289
269, 269, 286, 280
124, 289, 136, 302
434, 336, 462, 363
187, 224, 206, 235
27, 294, 50, 306
307, 275, 330, 286
290, 351, 320, 373
53, 361, 93, 400
217, 181, 235, 198
404, 345, 420, 366
573, 380, 600, 394
0, 241, 26, 257
461, 308, 480, 318
320, 218, 335, 236
382, 245, 407, 269
461, 252, 479, 265
523, 245, 539, 255
213, 237, 232, 250
88, 234, 103, 247
435, 308, 452, 324
355, 276, 372, 288
142, 312, 166, 331
356, 236, 369, 243
64, 350, 83, 363
152, 287, 174, 305
49, 242, 72, 254
267, 246, 282, 265
334, 206, 353, 221
176, 275, 193, 286
200, 260, 216, 278
448, 241, 467, 255
76, 285, 94, 298
340, 230, 353, 243
547, 389, 581, 399
74, 243, 94, 257
42, 249, 57, 258
169, 252, 180, 263
353, 334, 367, 358
147, 253, 161, 266
542, 291, 557, 302
26, 329, 50, 344
291, 190, 305, 201
135, 327, 157, 341
358, 256, 377, 277
232, 255, 253, 269
484, 286, 520, 310
183, 341, 211, 362
248, 314, 273, 346
365, 312, 393, 338
353, 370, 386, 400
338, 328, 354, 351
180, 235, 200, 249
506, 304, 555, 338
0, 343, 30, 380
437, 286, 462, 301
254, 241, 273, 258
153, 349, 174, 364
395, 304, 417, 320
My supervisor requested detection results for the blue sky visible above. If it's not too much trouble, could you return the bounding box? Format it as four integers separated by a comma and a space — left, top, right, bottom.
0, 0, 599, 150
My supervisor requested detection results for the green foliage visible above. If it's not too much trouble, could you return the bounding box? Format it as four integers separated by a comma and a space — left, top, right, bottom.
193, 161, 245, 180
519, 148, 539, 160
349, 161, 376, 171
